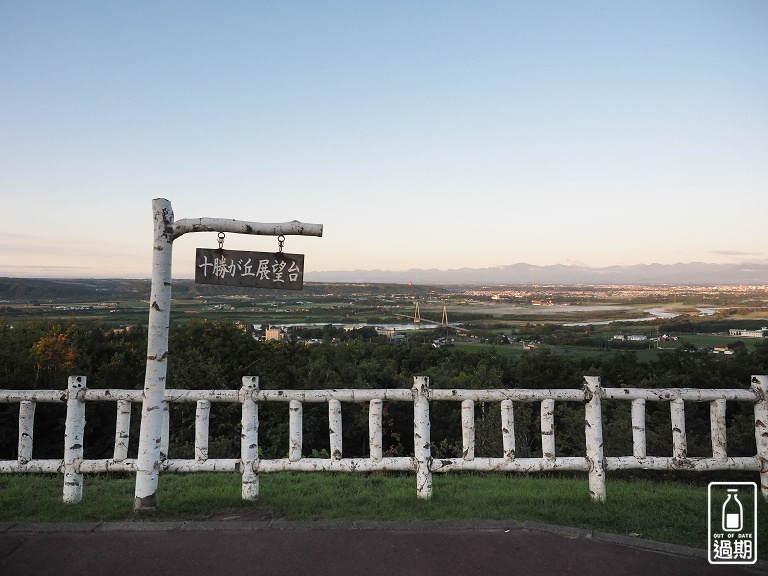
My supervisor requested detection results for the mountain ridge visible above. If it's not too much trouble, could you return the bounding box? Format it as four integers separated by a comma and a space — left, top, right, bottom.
306, 262, 768, 285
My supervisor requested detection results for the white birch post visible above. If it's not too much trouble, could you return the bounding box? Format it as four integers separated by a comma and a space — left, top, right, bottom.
195, 400, 211, 462
583, 376, 605, 502
501, 399, 515, 460
241, 376, 259, 500
113, 400, 131, 462
18, 401, 35, 464
63, 376, 86, 504
289, 400, 303, 461
134, 197, 323, 511
369, 399, 383, 461
541, 399, 555, 462
134, 199, 175, 510
413, 376, 432, 499
631, 399, 646, 459
329, 399, 342, 460
752, 375, 768, 501
461, 399, 475, 460
670, 398, 687, 460
710, 399, 727, 461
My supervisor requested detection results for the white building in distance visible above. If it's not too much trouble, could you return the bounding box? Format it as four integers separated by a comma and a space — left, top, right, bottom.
729, 327, 768, 338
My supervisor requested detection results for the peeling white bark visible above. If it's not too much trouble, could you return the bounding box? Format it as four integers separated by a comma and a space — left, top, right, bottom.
195, 400, 211, 462
501, 400, 515, 460
329, 399, 342, 460
752, 375, 768, 500
289, 400, 303, 461
18, 401, 35, 464
172, 217, 323, 241
710, 399, 727, 460
241, 376, 259, 500
431, 457, 587, 473
63, 376, 85, 504
605, 456, 760, 471
0, 390, 66, 403
254, 457, 413, 473
134, 199, 174, 511
631, 399, 646, 459
254, 389, 412, 403
670, 398, 687, 460
583, 376, 606, 502
413, 376, 432, 499
541, 399, 556, 462
113, 400, 131, 462
603, 388, 756, 401
0, 460, 63, 473
368, 399, 383, 461
430, 389, 584, 402
461, 399, 475, 460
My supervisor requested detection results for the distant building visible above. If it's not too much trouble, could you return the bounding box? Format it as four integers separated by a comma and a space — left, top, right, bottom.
613, 334, 648, 341
374, 326, 396, 339
729, 327, 768, 338
266, 328, 287, 341
712, 346, 735, 355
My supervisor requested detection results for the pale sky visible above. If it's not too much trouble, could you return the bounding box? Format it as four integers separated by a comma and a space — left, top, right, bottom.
1, 1, 766, 279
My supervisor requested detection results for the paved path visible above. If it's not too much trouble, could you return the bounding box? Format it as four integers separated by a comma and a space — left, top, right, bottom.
1, 520, 766, 576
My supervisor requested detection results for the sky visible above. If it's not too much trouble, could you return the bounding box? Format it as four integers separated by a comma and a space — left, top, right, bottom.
1, 1, 766, 279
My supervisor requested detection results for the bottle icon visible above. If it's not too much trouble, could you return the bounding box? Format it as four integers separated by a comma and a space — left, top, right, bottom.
722, 489, 743, 532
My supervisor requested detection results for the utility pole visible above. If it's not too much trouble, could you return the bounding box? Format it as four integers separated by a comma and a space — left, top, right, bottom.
134, 198, 322, 511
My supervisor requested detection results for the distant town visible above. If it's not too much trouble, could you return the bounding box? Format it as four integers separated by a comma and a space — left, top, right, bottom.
1, 277, 766, 361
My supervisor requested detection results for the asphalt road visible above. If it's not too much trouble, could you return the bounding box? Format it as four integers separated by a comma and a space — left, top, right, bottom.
1, 520, 765, 576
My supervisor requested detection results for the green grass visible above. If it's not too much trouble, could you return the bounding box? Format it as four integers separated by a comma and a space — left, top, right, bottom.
1, 472, 766, 558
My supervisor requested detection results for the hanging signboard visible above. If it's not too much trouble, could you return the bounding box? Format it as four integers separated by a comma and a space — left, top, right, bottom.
195, 248, 304, 290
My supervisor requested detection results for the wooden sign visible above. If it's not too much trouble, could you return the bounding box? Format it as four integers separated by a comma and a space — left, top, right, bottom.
195, 248, 304, 290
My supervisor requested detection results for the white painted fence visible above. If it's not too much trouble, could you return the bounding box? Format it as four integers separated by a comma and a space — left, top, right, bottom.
1, 375, 767, 504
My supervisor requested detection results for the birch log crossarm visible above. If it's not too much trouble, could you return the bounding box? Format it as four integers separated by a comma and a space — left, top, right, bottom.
171, 218, 323, 240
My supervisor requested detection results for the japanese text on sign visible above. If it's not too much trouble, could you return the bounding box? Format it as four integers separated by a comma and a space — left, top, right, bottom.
195, 248, 304, 290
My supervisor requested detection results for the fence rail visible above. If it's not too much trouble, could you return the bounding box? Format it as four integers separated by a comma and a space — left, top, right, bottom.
1, 375, 766, 505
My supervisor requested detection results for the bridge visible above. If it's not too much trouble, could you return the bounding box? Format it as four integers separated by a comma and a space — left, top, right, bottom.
390, 302, 470, 333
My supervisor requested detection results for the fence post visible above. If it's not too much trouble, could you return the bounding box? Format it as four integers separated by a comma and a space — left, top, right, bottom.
670, 398, 687, 461
289, 400, 303, 461
195, 400, 211, 462
461, 399, 475, 460
501, 399, 515, 460
329, 399, 343, 460
413, 376, 432, 499
752, 375, 768, 501
369, 399, 383, 461
241, 376, 259, 501
18, 401, 35, 464
63, 376, 86, 504
631, 399, 646, 459
710, 399, 727, 461
113, 400, 131, 462
541, 399, 555, 462
583, 376, 605, 502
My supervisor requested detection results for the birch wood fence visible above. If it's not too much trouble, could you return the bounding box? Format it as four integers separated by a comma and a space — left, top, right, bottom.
1, 375, 767, 505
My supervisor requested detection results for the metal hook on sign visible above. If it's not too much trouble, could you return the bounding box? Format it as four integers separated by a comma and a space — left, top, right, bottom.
277, 235, 285, 253
217, 232, 225, 251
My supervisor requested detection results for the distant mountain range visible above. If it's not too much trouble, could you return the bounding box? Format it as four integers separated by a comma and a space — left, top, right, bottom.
307, 262, 768, 285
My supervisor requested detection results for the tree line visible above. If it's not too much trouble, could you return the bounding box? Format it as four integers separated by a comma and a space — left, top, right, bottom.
1, 319, 766, 469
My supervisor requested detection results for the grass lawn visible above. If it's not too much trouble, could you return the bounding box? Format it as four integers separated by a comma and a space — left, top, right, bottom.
1, 472, 765, 559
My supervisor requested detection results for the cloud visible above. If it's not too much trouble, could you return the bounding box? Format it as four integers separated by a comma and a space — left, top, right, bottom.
711, 250, 762, 257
